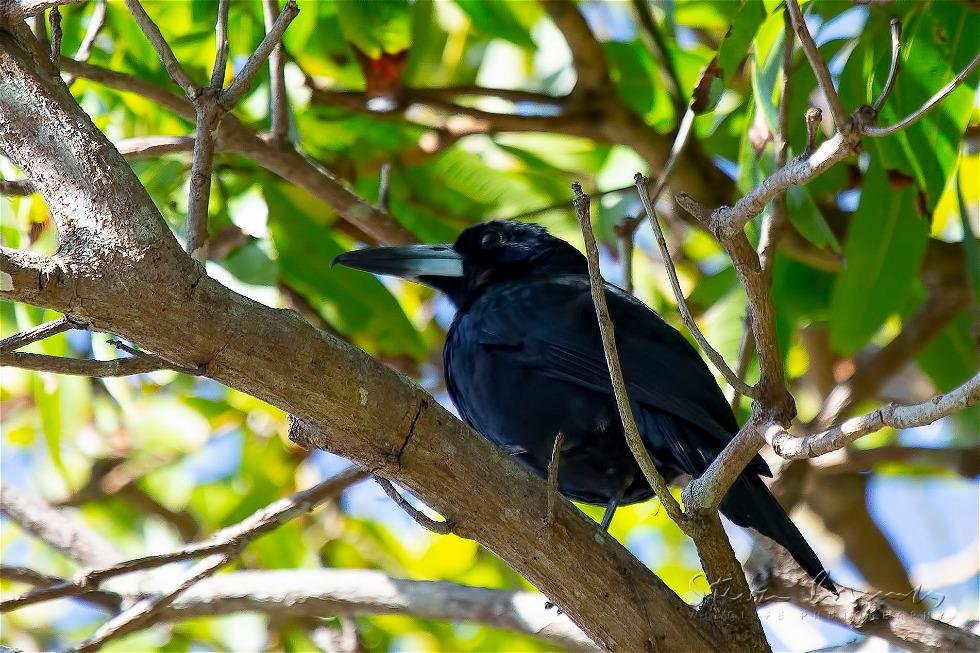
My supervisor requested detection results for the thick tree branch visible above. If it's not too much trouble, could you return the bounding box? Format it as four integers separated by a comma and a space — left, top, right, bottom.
767, 373, 980, 460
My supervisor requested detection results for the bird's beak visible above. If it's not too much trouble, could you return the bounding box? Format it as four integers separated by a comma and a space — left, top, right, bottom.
332, 244, 463, 280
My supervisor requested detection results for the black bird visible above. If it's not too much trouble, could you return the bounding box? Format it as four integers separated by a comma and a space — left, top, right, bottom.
335, 220, 835, 593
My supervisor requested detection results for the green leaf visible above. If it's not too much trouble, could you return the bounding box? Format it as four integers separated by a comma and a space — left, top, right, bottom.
829, 162, 930, 355
786, 185, 841, 253
336, 0, 411, 58
716, 0, 766, 84
264, 183, 426, 358
456, 0, 538, 50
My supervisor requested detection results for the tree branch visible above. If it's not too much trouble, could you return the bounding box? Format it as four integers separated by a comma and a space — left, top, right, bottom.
0, 481, 121, 567
572, 182, 687, 526
0, 315, 75, 351
760, 554, 980, 652
786, 0, 848, 132
635, 173, 757, 398
863, 52, 980, 138
262, 0, 289, 143
0, 349, 190, 377
123, 0, 199, 99
0, 0, 84, 20
374, 476, 454, 535
871, 19, 902, 113
766, 373, 980, 460
1, 467, 366, 613
218, 0, 298, 109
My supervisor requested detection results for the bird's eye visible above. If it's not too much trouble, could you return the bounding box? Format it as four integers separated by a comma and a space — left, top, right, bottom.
479, 231, 504, 248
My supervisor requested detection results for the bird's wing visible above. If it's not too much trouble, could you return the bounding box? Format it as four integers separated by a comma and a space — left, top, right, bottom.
475, 275, 771, 477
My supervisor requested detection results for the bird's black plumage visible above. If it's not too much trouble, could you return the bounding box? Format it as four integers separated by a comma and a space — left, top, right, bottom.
335, 220, 835, 593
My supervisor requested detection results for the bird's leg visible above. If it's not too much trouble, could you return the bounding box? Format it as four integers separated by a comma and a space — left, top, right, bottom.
599, 497, 619, 531
546, 431, 565, 526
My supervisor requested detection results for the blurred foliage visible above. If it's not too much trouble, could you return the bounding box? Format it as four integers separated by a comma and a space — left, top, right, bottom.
1, 0, 978, 651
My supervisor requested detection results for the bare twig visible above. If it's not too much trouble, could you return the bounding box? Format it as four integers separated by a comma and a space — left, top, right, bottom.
863, 52, 980, 138
766, 373, 980, 459
730, 11, 794, 411
0, 316, 76, 351
73, 553, 233, 652
635, 173, 757, 398
786, 0, 848, 132
2, 467, 365, 612
0, 350, 181, 377
761, 553, 980, 652
48, 6, 61, 68
0, 178, 34, 195
186, 99, 219, 262
872, 19, 902, 113
262, 0, 289, 143
374, 476, 453, 535
0, 481, 121, 568
210, 0, 229, 90
803, 107, 822, 154
124, 0, 199, 98
546, 431, 564, 525
377, 161, 391, 213
219, 0, 298, 109
63, 0, 106, 85
572, 182, 686, 527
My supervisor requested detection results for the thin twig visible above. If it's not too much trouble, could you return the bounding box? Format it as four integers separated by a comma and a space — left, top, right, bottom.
635, 173, 757, 398
730, 11, 794, 411
124, 0, 200, 98
766, 373, 980, 460
571, 183, 686, 527
615, 224, 634, 294
0, 350, 178, 377
786, 0, 848, 132
262, 0, 289, 143
377, 162, 391, 213
863, 53, 980, 137
1, 467, 366, 613
220, 0, 299, 109
0, 179, 34, 196
72, 553, 233, 652
0, 316, 76, 352
546, 432, 564, 525
48, 6, 61, 69
210, 0, 229, 90
63, 0, 107, 85
186, 96, 219, 262
872, 19, 902, 113
374, 476, 454, 535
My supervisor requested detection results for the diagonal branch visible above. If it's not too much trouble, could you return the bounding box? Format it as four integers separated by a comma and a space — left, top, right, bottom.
786, 0, 848, 132
1, 467, 366, 613
572, 183, 687, 526
123, 0, 199, 98
374, 476, 454, 535
219, 0, 298, 109
0, 315, 76, 351
766, 373, 980, 460
864, 52, 980, 138
635, 173, 758, 399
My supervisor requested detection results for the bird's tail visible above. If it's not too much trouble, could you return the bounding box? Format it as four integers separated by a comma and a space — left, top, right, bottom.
719, 474, 838, 594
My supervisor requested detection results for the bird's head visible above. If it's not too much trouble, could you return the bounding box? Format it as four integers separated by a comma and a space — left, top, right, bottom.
333, 220, 586, 305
